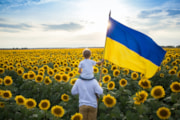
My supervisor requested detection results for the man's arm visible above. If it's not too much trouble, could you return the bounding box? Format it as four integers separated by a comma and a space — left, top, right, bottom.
96, 59, 104, 65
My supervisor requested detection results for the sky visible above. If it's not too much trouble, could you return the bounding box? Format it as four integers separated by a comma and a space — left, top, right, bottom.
0, 0, 180, 48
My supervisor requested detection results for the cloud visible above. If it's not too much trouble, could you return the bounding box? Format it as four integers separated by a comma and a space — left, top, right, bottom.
138, 9, 163, 18
166, 9, 180, 16
0, 23, 32, 31
42, 22, 83, 31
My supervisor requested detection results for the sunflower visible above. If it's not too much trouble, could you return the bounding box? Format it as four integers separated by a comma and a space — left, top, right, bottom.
62, 74, 69, 83
65, 67, 71, 72
61, 94, 69, 102
2, 90, 12, 100
107, 81, 115, 90
38, 71, 44, 76
171, 61, 177, 66
16, 63, 21, 68
51, 105, 65, 117
170, 81, 180, 93
54, 74, 62, 82
102, 68, 108, 74
177, 71, 180, 78
4, 76, 13, 86
0, 68, 5, 74
133, 90, 148, 105
93, 66, 99, 73
25, 98, 37, 109
44, 76, 52, 85
160, 73, 164, 78
102, 94, 116, 108
8, 65, 14, 71
70, 78, 77, 85
43, 65, 49, 71
47, 69, 54, 76
156, 107, 171, 120
38, 99, 51, 110
73, 63, 78, 68
15, 95, 26, 105
22, 73, 28, 80
169, 69, 176, 75
33, 66, 38, 71
166, 65, 170, 70
138, 78, 151, 89
0, 78, 3, 85
151, 86, 165, 99
68, 71, 75, 78
102, 75, 111, 83
131, 72, 139, 80
53, 68, 59, 73
122, 68, 129, 75
28, 71, 36, 80
35, 75, 43, 83
113, 69, 120, 77
16, 68, 24, 76
111, 65, 117, 71
71, 113, 83, 120
0, 102, 5, 108
119, 79, 127, 87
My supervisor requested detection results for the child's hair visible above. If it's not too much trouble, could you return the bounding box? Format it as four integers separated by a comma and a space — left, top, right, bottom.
83, 49, 91, 59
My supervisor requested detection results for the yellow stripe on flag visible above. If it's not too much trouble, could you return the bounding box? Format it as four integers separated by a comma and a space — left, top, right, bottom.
104, 37, 158, 78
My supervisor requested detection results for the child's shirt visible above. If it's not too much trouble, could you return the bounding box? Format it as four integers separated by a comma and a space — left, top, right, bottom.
71, 79, 103, 108
78, 59, 96, 79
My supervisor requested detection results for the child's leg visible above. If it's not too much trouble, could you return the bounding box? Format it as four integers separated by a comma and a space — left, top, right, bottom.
88, 106, 97, 120
79, 105, 88, 120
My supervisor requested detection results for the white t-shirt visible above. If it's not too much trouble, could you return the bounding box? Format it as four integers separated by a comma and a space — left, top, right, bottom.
78, 59, 96, 79
71, 79, 103, 108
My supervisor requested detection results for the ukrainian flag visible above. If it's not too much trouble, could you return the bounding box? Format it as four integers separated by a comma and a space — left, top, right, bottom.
104, 16, 166, 78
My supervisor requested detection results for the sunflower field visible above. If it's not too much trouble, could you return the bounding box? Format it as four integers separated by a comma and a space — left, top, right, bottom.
0, 48, 180, 120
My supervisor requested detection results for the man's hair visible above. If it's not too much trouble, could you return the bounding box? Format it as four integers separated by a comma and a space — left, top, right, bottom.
83, 49, 91, 58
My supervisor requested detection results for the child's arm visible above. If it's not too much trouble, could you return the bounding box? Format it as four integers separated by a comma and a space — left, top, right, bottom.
96, 59, 104, 65
78, 68, 82, 73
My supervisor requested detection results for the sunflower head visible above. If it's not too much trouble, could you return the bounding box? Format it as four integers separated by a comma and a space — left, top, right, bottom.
16, 68, 24, 76
25, 98, 37, 109
169, 69, 176, 75
131, 72, 139, 80
102, 75, 111, 84
102, 68, 108, 74
54, 74, 62, 82
4, 76, 13, 86
0, 78, 3, 85
107, 81, 115, 90
160, 73, 164, 78
0, 68, 5, 74
177, 71, 180, 78
122, 68, 129, 75
15, 95, 26, 105
156, 107, 171, 120
48, 69, 54, 76
38, 99, 51, 110
70, 78, 77, 85
151, 86, 165, 99
62, 74, 69, 83
61, 94, 69, 102
170, 81, 180, 93
119, 79, 127, 87
71, 113, 83, 120
93, 67, 99, 73
68, 72, 74, 78
2, 90, 12, 100
35, 75, 43, 83
113, 69, 120, 77
28, 71, 36, 79
138, 78, 151, 89
133, 90, 148, 105
44, 76, 52, 85
102, 94, 116, 108
51, 105, 65, 117
0, 102, 5, 108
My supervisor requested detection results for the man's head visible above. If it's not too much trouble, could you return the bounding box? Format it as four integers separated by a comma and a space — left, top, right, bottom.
83, 49, 91, 59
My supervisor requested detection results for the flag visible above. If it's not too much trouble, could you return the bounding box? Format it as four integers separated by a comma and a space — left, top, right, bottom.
104, 16, 166, 78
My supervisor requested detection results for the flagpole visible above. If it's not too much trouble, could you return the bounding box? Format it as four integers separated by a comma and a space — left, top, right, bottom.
98, 10, 111, 84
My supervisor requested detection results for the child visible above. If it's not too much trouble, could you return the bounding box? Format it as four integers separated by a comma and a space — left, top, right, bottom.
71, 48, 103, 120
